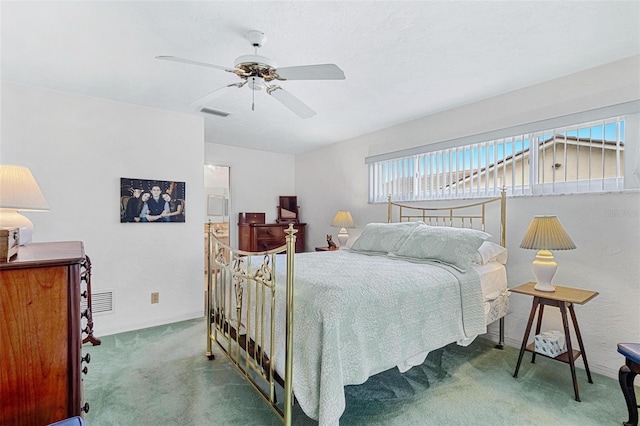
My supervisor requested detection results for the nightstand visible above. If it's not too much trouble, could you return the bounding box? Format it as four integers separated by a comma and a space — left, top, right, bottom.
512, 282, 599, 401
315, 246, 339, 252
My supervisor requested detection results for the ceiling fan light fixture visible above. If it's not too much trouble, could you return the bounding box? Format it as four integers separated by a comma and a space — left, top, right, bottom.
248, 77, 264, 91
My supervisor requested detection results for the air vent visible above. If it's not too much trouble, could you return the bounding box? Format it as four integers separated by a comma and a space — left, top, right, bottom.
81, 290, 114, 315
200, 107, 230, 117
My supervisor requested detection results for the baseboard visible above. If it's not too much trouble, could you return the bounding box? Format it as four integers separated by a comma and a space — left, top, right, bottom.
95, 311, 204, 337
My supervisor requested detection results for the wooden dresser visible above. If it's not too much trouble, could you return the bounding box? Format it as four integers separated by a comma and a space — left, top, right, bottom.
0, 241, 94, 425
238, 213, 306, 253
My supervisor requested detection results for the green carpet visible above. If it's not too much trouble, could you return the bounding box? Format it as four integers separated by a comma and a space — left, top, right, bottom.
84, 318, 634, 425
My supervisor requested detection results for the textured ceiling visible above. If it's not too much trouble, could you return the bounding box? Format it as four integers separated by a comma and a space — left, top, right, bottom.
2, 1, 639, 154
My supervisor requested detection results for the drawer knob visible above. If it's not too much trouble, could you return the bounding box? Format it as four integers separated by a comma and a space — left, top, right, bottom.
81, 290, 88, 299
82, 366, 88, 375
82, 326, 90, 335
82, 353, 91, 364
81, 309, 89, 319
81, 402, 90, 413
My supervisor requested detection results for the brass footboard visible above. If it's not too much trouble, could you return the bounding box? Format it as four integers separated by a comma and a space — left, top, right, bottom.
206, 223, 296, 426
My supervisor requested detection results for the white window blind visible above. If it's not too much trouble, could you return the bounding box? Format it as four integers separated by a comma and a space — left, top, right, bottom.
368, 115, 626, 203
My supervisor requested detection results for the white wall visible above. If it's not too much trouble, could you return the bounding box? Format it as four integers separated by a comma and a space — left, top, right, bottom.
295, 55, 640, 379
1, 82, 205, 336
204, 142, 296, 246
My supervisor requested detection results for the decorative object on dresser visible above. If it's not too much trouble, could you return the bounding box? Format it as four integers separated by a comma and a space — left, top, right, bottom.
331, 210, 355, 247
0, 241, 98, 424
519, 215, 576, 292
0, 165, 50, 245
238, 212, 306, 253
327, 234, 337, 249
0, 227, 20, 262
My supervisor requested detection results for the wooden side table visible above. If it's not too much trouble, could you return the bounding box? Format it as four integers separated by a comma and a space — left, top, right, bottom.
512, 282, 599, 402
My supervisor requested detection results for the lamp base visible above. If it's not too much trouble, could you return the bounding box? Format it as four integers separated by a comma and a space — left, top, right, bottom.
336, 228, 349, 248
0, 209, 34, 245
531, 249, 557, 292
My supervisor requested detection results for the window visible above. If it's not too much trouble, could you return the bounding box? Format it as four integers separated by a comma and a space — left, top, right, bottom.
368, 115, 628, 203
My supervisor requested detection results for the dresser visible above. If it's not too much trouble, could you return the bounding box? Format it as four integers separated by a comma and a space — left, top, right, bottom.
238, 213, 306, 253
0, 241, 94, 425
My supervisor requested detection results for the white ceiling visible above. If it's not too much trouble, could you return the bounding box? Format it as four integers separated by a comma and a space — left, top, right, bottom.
2, 1, 639, 155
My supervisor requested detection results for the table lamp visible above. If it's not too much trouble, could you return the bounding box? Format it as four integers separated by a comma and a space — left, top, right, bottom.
519, 215, 576, 292
0, 165, 50, 245
331, 210, 355, 248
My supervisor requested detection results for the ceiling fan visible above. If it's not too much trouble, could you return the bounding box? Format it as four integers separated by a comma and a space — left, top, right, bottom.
157, 30, 345, 119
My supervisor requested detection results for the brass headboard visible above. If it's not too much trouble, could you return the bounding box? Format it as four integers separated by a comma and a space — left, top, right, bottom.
387, 190, 507, 247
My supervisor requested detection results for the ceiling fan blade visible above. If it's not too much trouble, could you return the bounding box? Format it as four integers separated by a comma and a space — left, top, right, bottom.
274, 64, 345, 81
267, 86, 316, 119
156, 55, 235, 73
188, 82, 246, 108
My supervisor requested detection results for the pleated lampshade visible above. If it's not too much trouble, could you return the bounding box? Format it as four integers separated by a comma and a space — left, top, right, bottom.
519, 215, 576, 250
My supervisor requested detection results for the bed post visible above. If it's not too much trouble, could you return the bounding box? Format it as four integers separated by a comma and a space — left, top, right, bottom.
500, 188, 507, 248
496, 188, 507, 350
387, 195, 392, 223
283, 225, 297, 426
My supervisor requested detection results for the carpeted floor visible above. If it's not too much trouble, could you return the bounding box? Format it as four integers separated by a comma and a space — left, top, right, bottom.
83, 317, 634, 425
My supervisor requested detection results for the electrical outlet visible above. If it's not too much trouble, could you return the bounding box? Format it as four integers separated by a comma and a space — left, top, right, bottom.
151, 292, 159, 304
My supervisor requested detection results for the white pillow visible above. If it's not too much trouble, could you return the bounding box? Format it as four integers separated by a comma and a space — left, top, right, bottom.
474, 241, 508, 265
350, 221, 423, 254
391, 225, 490, 272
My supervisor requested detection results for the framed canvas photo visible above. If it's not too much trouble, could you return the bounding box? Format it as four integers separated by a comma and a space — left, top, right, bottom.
120, 177, 186, 223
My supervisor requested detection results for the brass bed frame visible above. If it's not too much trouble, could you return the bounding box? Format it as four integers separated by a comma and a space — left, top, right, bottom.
205, 191, 507, 425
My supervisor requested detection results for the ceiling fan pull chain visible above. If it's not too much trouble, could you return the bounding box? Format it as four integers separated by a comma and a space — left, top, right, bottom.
252, 87, 255, 111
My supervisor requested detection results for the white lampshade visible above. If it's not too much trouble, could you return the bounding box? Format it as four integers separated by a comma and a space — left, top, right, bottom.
520, 215, 575, 292
331, 210, 355, 248
0, 165, 50, 244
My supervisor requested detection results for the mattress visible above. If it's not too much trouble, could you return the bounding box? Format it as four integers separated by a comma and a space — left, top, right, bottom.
476, 261, 508, 302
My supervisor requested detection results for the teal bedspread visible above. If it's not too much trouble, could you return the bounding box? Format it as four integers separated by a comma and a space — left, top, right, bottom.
269, 249, 486, 426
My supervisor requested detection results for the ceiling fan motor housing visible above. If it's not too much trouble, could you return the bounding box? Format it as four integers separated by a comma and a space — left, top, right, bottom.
234, 54, 278, 80
245, 30, 266, 48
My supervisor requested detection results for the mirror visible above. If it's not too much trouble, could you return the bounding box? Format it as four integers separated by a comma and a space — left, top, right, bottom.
277, 195, 299, 223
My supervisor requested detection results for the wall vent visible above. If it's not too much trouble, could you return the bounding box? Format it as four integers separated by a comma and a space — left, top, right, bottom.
81, 290, 114, 315
200, 107, 230, 117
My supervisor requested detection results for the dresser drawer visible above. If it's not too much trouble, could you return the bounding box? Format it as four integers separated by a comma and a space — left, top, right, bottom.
256, 239, 285, 251
255, 226, 285, 239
